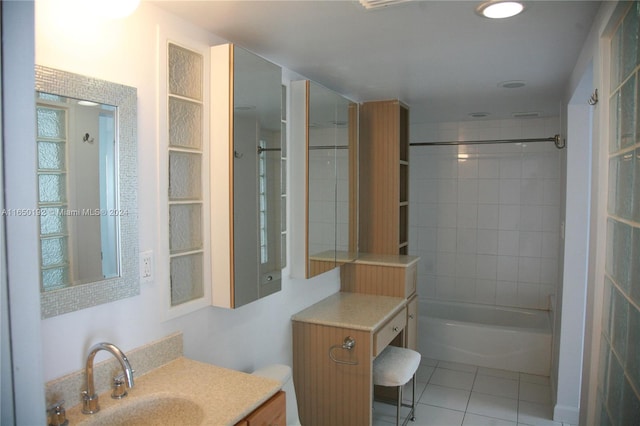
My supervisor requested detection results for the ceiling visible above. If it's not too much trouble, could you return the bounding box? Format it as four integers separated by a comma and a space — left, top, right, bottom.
152, 0, 602, 124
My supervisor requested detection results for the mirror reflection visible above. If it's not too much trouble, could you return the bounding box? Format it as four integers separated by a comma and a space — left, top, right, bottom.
307, 81, 357, 276
36, 93, 120, 290
232, 46, 283, 306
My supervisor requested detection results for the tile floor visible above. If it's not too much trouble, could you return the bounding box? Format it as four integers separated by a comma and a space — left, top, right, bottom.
372, 358, 576, 426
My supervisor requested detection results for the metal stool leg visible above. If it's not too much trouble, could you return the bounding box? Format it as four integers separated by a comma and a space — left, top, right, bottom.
410, 372, 416, 421
396, 384, 402, 426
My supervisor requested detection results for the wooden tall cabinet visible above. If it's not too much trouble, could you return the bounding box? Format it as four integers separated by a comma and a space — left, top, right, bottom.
359, 100, 410, 255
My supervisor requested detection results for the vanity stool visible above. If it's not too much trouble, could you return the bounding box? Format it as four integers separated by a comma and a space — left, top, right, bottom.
372, 345, 421, 426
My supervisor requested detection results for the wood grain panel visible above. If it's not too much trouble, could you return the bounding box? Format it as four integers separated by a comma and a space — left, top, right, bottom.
309, 259, 337, 277
359, 100, 407, 255
244, 391, 286, 426
340, 262, 413, 298
292, 321, 372, 426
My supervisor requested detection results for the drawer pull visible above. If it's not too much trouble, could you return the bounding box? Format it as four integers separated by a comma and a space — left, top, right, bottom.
393, 326, 400, 332
409, 314, 415, 319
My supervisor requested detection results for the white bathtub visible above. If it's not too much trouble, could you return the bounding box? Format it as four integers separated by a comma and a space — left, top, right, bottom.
418, 299, 551, 376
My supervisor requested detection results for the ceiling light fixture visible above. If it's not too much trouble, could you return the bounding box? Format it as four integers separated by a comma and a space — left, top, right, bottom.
498, 80, 526, 89
476, 1, 525, 19
359, 0, 412, 10
469, 112, 490, 118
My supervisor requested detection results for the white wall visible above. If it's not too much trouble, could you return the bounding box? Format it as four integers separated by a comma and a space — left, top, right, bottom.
3, 2, 46, 424
36, 1, 339, 383
409, 118, 562, 311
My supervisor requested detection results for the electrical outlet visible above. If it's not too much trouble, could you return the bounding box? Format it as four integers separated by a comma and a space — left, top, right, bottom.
140, 250, 153, 283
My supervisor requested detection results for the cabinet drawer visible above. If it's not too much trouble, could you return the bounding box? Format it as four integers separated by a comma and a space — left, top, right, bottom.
374, 307, 407, 356
404, 263, 417, 297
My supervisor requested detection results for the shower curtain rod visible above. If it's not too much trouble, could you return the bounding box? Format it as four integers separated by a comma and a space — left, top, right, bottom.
410, 134, 565, 149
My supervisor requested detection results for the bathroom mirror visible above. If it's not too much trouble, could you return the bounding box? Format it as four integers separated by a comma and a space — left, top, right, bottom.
36, 65, 138, 318
232, 46, 283, 306
291, 80, 358, 278
211, 44, 283, 308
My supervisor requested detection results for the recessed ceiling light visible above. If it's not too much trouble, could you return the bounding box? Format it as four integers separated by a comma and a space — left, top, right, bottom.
498, 80, 526, 89
469, 112, 490, 118
476, 1, 525, 19
512, 111, 541, 118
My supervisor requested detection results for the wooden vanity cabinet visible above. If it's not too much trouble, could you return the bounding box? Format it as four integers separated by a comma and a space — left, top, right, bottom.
235, 391, 286, 426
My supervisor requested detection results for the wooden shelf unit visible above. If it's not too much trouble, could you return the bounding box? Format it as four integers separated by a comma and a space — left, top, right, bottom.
359, 99, 410, 255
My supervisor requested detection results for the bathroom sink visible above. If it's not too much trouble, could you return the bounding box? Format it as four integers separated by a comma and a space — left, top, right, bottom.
79, 394, 205, 426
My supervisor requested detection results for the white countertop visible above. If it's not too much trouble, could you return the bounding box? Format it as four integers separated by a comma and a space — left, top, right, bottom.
291, 292, 406, 331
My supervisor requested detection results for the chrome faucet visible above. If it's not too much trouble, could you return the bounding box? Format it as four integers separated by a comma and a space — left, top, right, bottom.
82, 342, 134, 414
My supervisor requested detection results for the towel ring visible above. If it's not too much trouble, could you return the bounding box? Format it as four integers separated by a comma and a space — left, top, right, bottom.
328, 336, 358, 366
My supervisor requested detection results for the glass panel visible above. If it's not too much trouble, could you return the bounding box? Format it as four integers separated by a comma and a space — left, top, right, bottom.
169, 97, 202, 149
627, 302, 640, 394
169, 203, 203, 254
170, 253, 204, 306
168, 151, 201, 200
40, 236, 68, 267
37, 141, 65, 170
611, 20, 622, 91
36, 107, 66, 139
617, 152, 635, 219
40, 207, 68, 235
610, 91, 621, 153
38, 173, 66, 203
168, 43, 202, 101
41, 266, 69, 291
620, 76, 636, 149
612, 285, 629, 364
634, 148, 640, 221
622, 2, 640, 79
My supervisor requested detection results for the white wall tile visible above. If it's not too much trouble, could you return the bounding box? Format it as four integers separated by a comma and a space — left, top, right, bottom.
500, 179, 521, 204
478, 158, 500, 178
438, 204, 458, 228
520, 206, 543, 231
457, 229, 478, 253
410, 118, 561, 309
498, 230, 520, 255
459, 179, 479, 204
496, 281, 518, 306
477, 255, 498, 279
476, 279, 497, 304
437, 228, 457, 254
455, 253, 477, 278
497, 256, 519, 281
477, 229, 498, 254
458, 207, 478, 229
518, 257, 541, 283
478, 180, 500, 204
519, 231, 542, 257
438, 179, 458, 203
500, 157, 522, 179
499, 205, 521, 230
478, 204, 500, 229
458, 159, 479, 179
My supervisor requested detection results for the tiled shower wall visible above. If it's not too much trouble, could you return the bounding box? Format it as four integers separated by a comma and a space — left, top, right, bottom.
409, 118, 562, 310
596, 2, 640, 423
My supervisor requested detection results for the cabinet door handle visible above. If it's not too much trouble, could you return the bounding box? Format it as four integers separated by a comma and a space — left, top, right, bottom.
393, 326, 400, 332
409, 314, 415, 319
